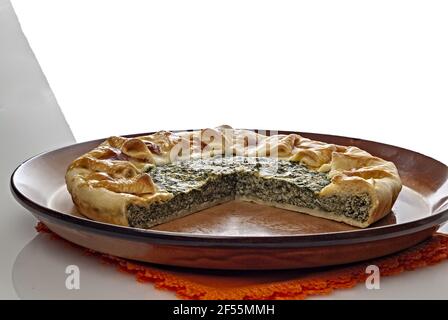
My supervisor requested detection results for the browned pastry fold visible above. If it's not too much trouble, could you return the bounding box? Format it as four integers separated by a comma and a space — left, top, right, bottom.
66, 126, 402, 228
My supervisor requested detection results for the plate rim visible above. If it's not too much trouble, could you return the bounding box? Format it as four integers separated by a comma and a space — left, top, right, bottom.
10, 129, 448, 248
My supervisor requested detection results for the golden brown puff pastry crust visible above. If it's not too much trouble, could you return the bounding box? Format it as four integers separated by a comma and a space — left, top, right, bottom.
65, 126, 402, 228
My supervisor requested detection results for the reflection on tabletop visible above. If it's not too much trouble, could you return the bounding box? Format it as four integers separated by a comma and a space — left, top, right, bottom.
12, 224, 448, 299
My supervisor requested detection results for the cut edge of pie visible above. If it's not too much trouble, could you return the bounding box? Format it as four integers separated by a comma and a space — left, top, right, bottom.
65, 126, 402, 229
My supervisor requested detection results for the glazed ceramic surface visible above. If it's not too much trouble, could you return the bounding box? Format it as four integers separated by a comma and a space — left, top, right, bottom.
11, 130, 448, 270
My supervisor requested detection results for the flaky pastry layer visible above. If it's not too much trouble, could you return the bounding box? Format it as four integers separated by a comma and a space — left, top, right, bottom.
65, 126, 402, 228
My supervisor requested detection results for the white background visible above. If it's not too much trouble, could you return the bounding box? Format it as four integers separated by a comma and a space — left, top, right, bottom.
11, 0, 448, 164
1, 0, 448, 299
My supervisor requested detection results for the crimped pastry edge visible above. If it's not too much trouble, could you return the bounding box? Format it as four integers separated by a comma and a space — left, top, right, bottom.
65, 126, 402, 228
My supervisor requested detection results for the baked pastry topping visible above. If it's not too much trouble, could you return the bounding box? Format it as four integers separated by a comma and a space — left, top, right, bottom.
66, 126, 402, 228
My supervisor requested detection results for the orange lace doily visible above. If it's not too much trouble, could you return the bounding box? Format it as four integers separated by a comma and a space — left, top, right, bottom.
36, 222, 448, 300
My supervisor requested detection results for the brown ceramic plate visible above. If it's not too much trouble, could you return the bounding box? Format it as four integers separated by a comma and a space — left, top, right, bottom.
10, 130, 448, 270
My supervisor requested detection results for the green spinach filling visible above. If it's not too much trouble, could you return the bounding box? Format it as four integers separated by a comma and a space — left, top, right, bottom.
126, 156, 371, 228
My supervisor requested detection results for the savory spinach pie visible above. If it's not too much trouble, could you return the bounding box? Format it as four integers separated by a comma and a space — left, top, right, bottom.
66, 126, 402, 228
